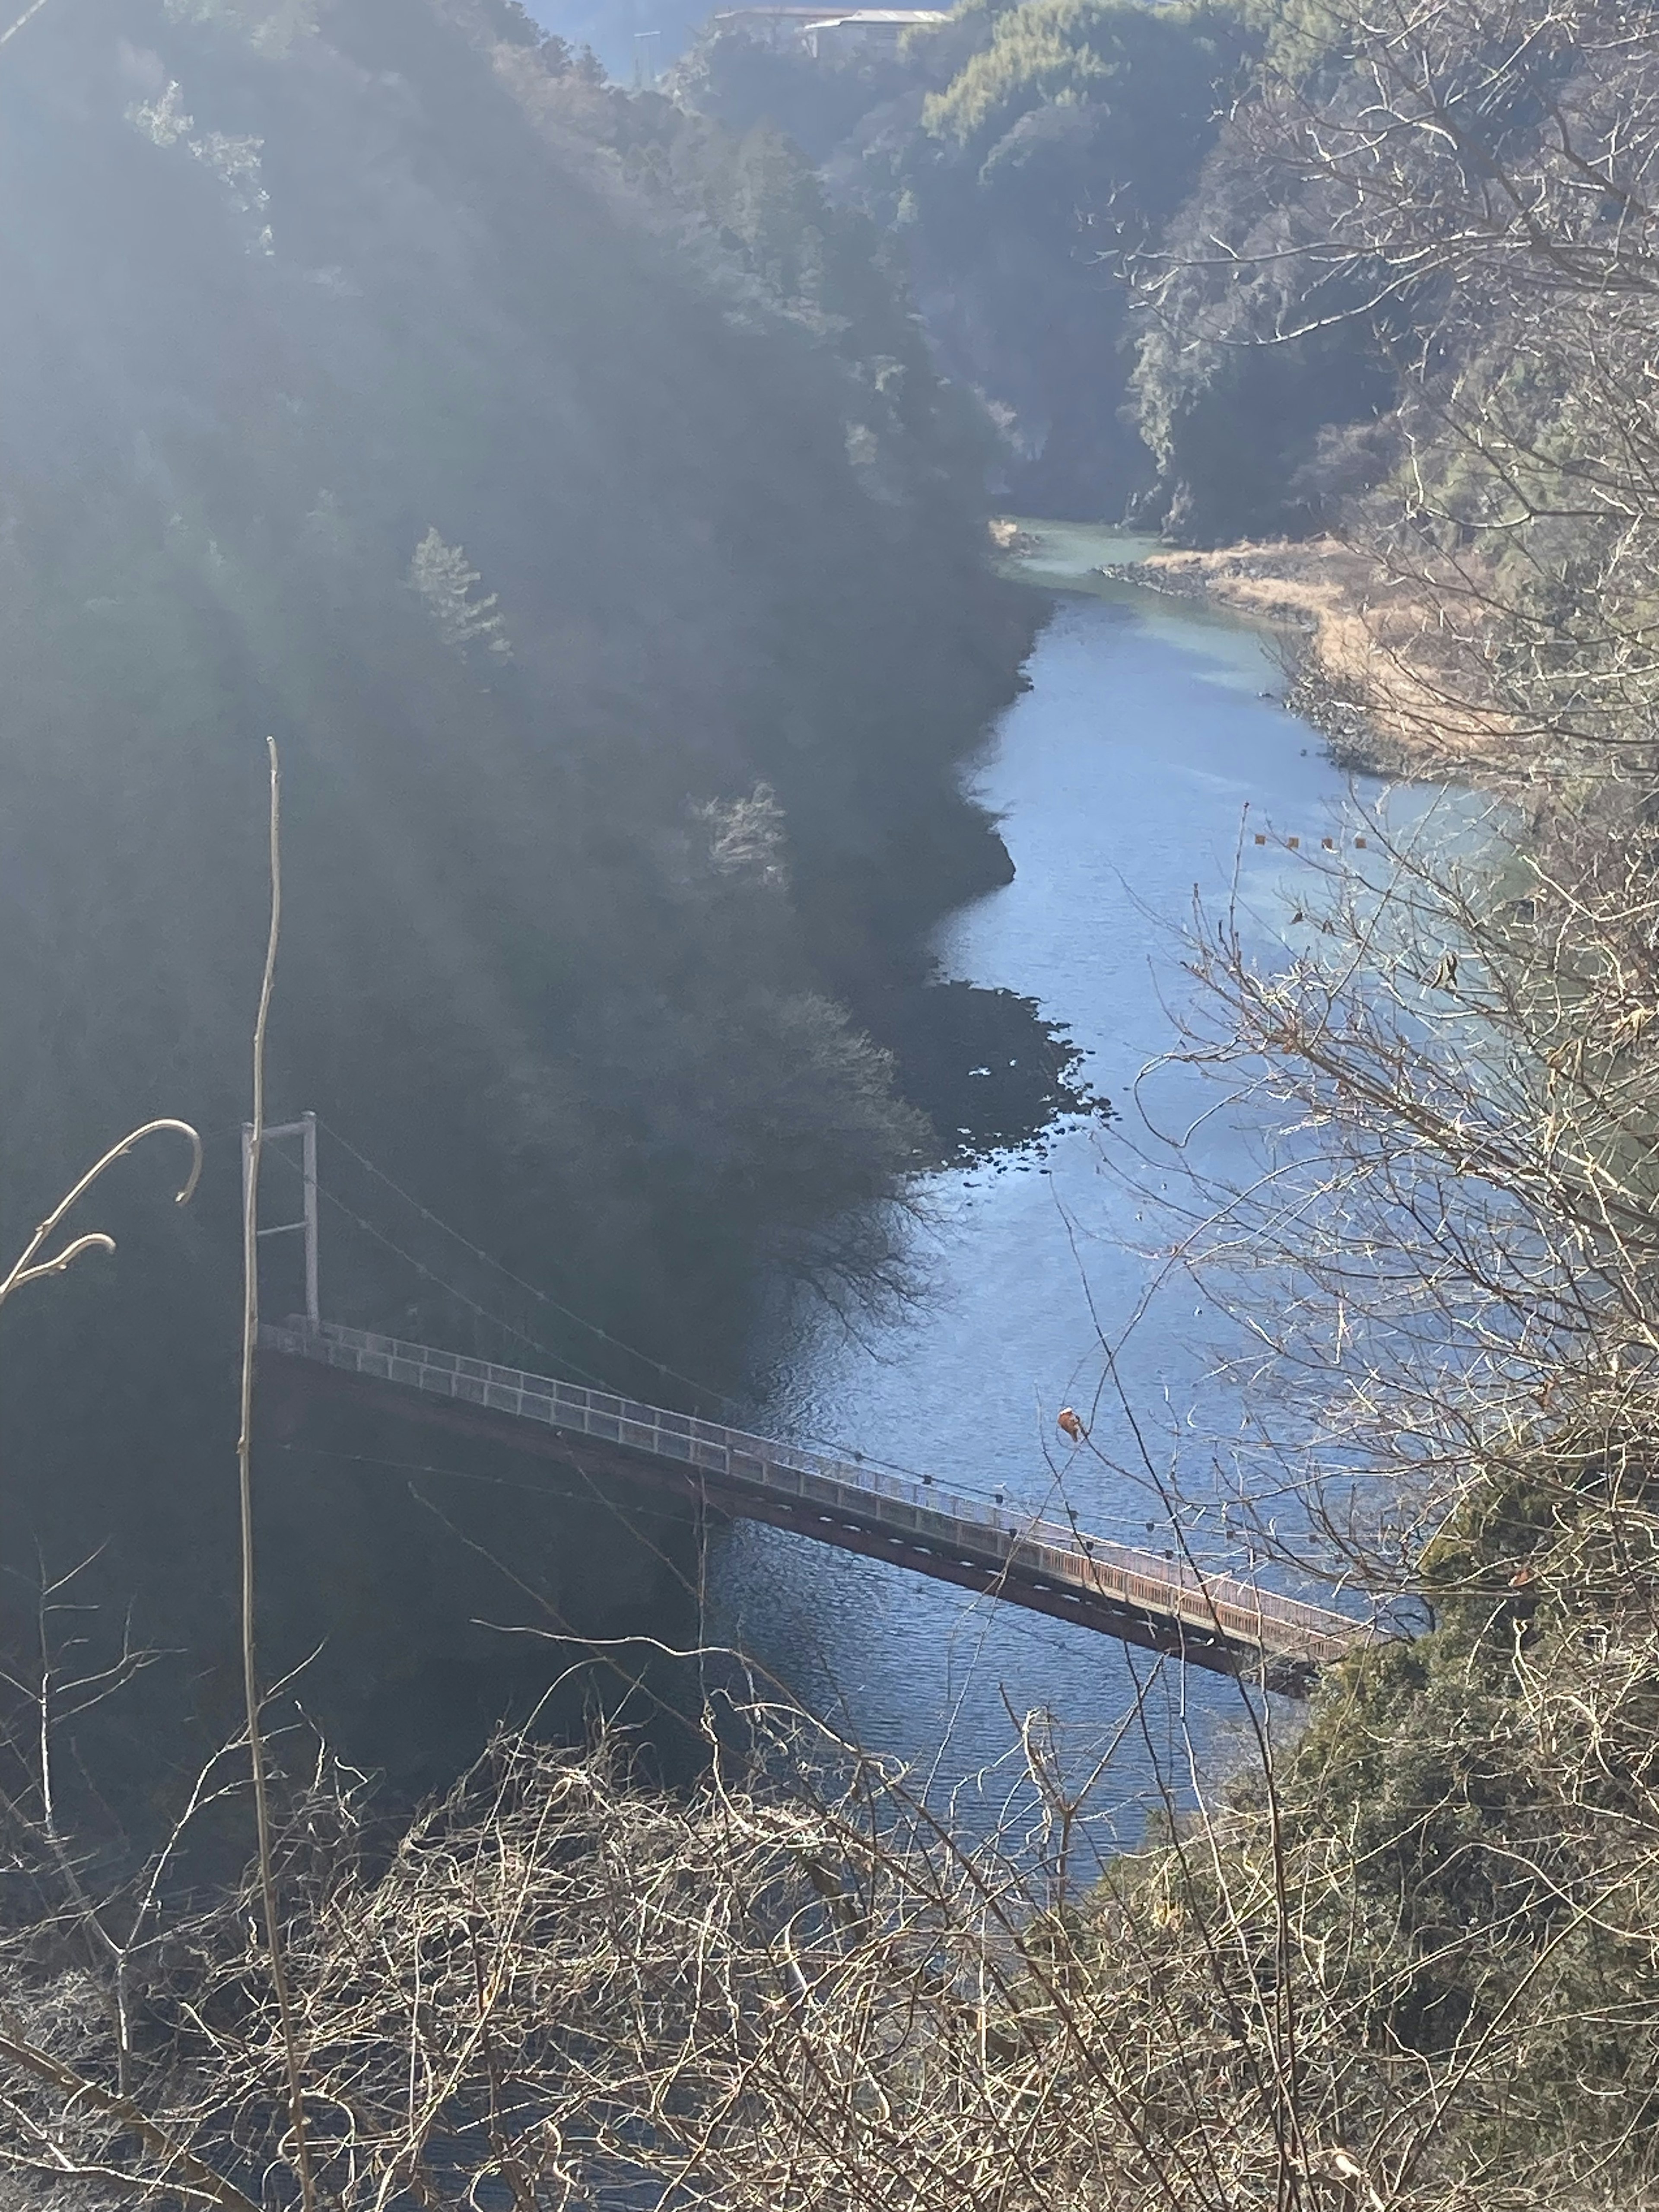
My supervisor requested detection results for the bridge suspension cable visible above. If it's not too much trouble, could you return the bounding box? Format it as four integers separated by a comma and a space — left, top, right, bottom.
259, 1117, 1259, 1553
317, 1116, 738, 1411
247, 1114, 1365, 1683
258, 1142, 618, 1395
262, 1316, 1360, 1689
301, 1117, 998, 1506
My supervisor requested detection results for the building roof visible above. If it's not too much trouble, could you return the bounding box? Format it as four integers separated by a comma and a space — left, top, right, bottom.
711, 5, 947, 19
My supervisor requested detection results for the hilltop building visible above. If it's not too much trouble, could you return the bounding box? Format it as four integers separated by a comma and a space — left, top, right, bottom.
709, 6, 948, 53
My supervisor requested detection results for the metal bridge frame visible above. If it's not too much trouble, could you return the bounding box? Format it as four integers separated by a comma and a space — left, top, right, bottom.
243, 1113, 320, 1329
261, 1317, 1360, 1694
249, 1114, 1362, 1693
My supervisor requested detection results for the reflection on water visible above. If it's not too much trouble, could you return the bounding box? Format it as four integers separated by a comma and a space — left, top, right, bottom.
706, 525, 1393, 1834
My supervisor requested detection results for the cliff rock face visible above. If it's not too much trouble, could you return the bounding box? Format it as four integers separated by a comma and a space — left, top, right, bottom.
0, 0, 1032, 1788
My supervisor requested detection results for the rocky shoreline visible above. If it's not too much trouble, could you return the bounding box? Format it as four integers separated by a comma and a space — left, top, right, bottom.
988, 518, 1503, 782
1100, 547, 1400, 776
988, 517, 1042, 558
1092, 538, 1498, 784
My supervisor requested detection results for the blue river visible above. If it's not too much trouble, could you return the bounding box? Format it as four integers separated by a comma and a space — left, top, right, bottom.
709, 521, 1399, 1843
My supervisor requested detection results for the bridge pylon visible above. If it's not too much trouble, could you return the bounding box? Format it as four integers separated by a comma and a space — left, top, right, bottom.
242, 1110, 319, 1329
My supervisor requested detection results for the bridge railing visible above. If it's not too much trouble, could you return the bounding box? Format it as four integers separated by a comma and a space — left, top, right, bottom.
262, 1319, 1357, 1665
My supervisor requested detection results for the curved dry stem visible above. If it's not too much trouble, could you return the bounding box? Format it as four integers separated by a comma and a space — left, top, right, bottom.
0, 1117, 202, 1310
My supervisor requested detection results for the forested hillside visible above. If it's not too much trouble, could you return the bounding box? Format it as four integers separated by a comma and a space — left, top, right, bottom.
18, 0, 1659, 2206
680, 0, 1257, 518
676, 0, 1404, 535
0, 0, 1032, 1783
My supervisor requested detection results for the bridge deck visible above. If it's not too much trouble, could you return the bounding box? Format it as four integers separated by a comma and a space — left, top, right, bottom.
262, 1319, 1360, 1690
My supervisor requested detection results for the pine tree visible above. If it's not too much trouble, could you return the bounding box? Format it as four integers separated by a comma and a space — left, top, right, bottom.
407, 528, 512, 661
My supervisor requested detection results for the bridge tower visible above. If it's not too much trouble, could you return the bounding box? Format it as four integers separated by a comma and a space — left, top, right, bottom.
242, 1111, 319, 1329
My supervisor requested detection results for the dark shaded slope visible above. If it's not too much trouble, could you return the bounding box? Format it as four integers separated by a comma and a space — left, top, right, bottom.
0, 0, 1031, 1792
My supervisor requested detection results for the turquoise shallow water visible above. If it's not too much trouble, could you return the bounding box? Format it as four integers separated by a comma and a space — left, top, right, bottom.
707, 524, 1397, 1839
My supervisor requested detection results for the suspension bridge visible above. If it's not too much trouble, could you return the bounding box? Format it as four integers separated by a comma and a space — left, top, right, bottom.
252, 1116, 1363, 1696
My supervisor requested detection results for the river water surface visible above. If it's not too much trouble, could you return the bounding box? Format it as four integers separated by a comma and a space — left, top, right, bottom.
708, 523, 1388, 1836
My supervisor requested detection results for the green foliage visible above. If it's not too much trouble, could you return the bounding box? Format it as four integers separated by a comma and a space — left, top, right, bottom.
1046, 1434, 1659, 2193
903, 0, 1255, 513
1236, 0, 1351, 80
1266, 1424, 1659, 2151
164, 0, 321, 53
924, 0, 1247, 199
1127, 112, 1402, 541
680, 0, 1253, 517
673, 30, 915, 165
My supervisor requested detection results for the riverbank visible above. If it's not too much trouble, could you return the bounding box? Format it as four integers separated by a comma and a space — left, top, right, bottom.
725, 521, 1375, 1815
1074, 535, 1510, 783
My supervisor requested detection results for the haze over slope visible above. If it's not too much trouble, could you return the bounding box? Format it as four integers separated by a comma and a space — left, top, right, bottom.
0, 0, 1030, 1774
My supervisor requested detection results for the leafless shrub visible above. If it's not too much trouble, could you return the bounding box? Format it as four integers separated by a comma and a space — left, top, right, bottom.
1136, 0, 1659, 779
0, 1673, 1576, 2211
